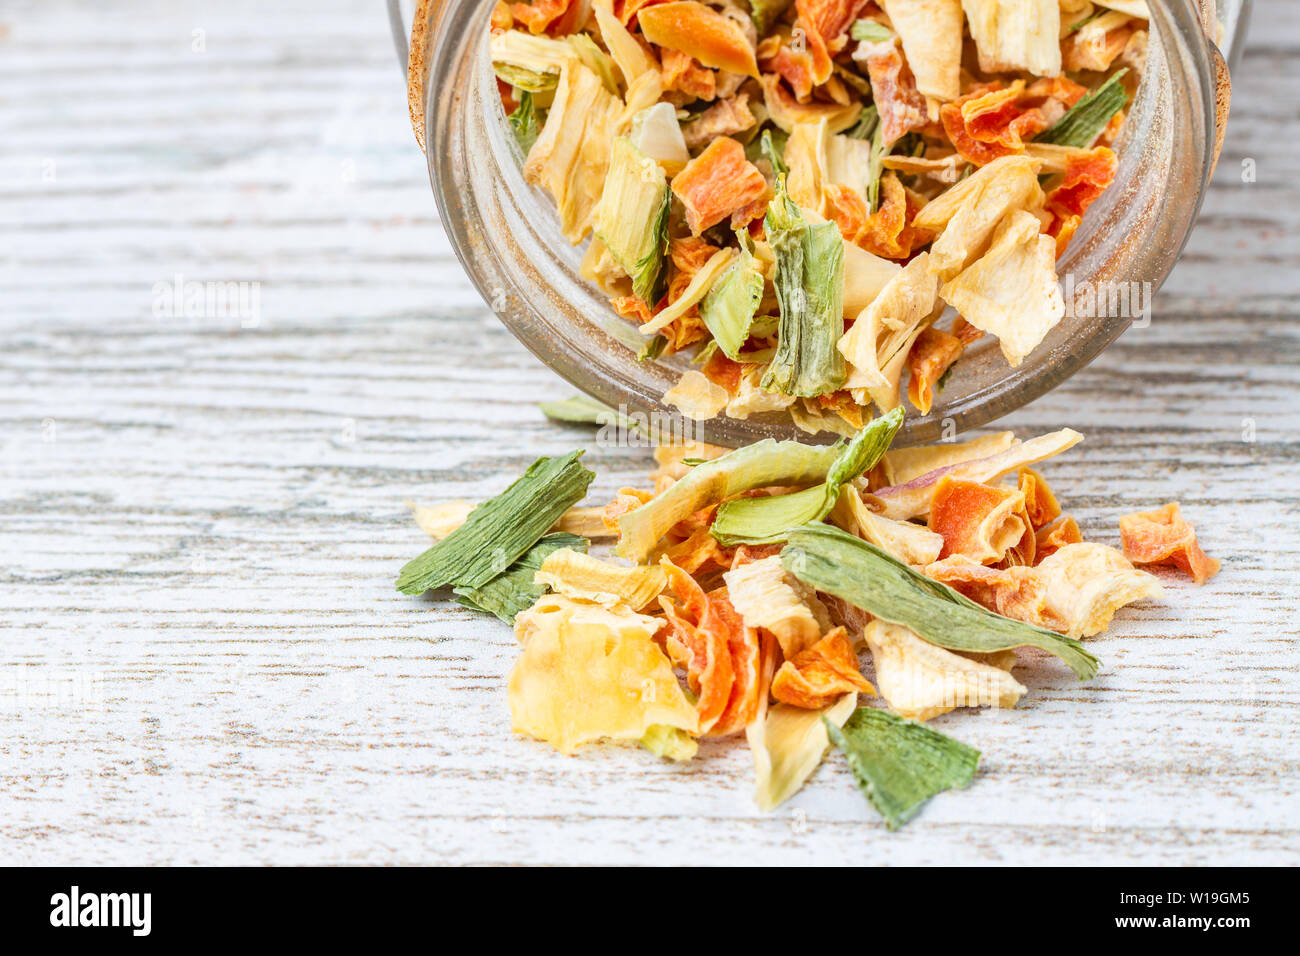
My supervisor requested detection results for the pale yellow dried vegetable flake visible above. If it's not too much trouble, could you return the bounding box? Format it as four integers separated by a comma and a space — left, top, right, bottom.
509, 594, 697, 754
880, 0, 964, 101
747, 693, 857, 812
961, 0, 1062, 77
940, 210, 1065, 367
878, 431, 1017, 487
830, 486, 945, 566
922, 155, 1045, 282
534, 548, 669, 610
723, 555, 832, 659
662, 369, 732, 422
865, 619, 1026, 721
1035, 542, 1163, 639
837, 253, 939, 410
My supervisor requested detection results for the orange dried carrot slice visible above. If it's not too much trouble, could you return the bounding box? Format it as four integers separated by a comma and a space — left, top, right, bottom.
700, 348, 744, 392
1044, 210, 1082, 259
825, 173, 930, 260
660, 566, 765, 735
796, 0, 870, 86
929, 476, 1027, 564
1017, 468, 1062, 530
905, 326, 964, 415
1119, 502, 1220, 585
638, 1, 760, 78
660, 47, 716, 101
511, 0, 582, 35
1046, 146, 1118, 219
941, 83, 1049, 166
1034, 515, 1082, 563
671, 137, 768, 236
771, 627, 872, 709
860, 40, 928, 145
759, 40, 817, 102
661, 563, 736, 733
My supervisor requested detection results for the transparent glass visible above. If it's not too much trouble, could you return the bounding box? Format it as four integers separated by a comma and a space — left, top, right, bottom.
392, 0, 1245, 446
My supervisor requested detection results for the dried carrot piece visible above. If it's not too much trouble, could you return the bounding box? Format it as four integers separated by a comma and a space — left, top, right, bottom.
929, 477, 1027, 564
671, 137, 768, 236
860, 40, 928, 145
1119, 502, 1220, 585
511, 0, 582, 35
941, 82, 1049, 166
771, 627, 872, 709
826, 173, 931, 260
796, 0, 871, 86
638, 2, 760, 78
906, 326, 964, 415
1034, 515, 1082, 563
661, 48, 716, 101
1046, 146, 1118, 218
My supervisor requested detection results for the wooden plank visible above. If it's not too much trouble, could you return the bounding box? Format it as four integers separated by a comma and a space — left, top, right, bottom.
1, 0, 1297, 865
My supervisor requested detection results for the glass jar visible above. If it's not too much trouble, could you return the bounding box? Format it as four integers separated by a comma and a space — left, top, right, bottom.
390, 0, 1246, 445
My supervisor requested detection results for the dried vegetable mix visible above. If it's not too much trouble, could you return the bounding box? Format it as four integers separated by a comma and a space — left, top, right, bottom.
489, 0, 1141, 433
395, 399, 1216, 828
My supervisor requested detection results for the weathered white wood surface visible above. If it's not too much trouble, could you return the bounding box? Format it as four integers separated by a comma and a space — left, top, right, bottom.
1, 0, 1297, 866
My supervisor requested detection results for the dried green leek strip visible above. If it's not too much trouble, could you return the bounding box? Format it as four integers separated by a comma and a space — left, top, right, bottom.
759, 127, 788, 178
638, 334, 667, 362
781, 524, 1100, 679
700, 233, 763, 360
823, 708, 979, 830
761, 177, 846, 398
539, 394, 624, 426
397, 451, 594, 594
492, 62, 558, 94
1035, 69, 1129, 149
711, 406, 903, 546
849, 19, 893, 43
615, 440, 842, 562
748, 0, 796, 41
453, 532, 588, 624
508, 91, 540, 154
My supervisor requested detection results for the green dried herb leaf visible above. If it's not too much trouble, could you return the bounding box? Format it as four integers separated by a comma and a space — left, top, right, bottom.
758, 127, 789, 178
761, 177, 847, 398
781, 523, 1100, 678
748, 0, 797, 41
867, 119, 890, 212
849, 19, 893, 43
493, 62, 559, 94
396, 451, 594, 595
846, 103, 879, 142
1066, 9, 1104, 33
615, 439, 843, 562
539, 394, 639, 431
712, 406, 904, 546
638, 334, 668, 362
823, 708, 979, 830
1035, 69, 1129, 149
454, 533, 588, 623
700, 234, 763, 360
508, 91, 541, 154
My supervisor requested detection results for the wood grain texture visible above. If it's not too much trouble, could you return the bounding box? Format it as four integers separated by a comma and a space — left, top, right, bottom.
1, 0, 1297, 866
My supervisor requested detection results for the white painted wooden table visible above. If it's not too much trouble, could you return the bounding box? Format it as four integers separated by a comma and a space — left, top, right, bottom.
2, 0, 1297, 866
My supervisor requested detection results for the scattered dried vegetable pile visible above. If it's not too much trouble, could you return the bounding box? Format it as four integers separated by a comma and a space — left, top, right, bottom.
399, 406, 1218, 827
491, 0, 1147, 434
